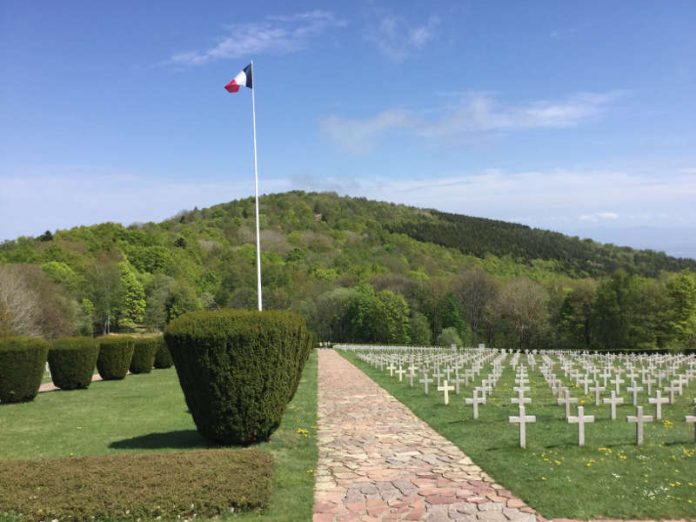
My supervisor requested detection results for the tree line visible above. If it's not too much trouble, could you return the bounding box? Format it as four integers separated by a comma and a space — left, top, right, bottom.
1, 192, 694, 350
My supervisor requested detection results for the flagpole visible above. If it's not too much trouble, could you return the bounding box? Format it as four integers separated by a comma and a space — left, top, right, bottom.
251, 60, 263, 311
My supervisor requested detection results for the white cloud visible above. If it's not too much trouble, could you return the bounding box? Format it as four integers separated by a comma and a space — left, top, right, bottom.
320, 91, 621, 152
367, 14, 440, 62
170, 11, 343, 65
579, 212, 619, 222
319, 109, 414, 154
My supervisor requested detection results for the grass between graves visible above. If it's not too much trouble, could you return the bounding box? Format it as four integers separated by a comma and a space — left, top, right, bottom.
341, 351, 696, 520
0, 350, 318, 521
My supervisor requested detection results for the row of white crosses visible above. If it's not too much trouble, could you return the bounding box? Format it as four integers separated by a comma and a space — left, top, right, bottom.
351, 345, 696, 447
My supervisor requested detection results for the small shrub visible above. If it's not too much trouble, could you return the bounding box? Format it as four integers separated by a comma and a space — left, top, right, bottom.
153, 336, 173, 368
96, 337, 134, 380
129, 337, 159, 374
0, 337, 49, 404
164, 309, 313, 445
48, 337, 99, 390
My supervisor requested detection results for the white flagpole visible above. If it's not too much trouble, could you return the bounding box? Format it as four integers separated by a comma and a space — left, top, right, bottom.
250, 60, 263, 311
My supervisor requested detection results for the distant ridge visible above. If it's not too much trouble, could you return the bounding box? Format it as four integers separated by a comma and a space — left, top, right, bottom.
2, 191, 694, 279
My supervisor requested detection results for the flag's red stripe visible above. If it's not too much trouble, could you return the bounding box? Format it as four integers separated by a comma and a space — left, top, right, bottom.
225, 80, 240, 93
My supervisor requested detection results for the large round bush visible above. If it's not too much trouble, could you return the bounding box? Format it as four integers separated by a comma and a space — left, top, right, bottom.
96, 337, 134, 380
164, 309, 313, 445
48, 337, 99, 390
129, 337, 159, 374
0, 337, 49, 404
153, 337, 173, 369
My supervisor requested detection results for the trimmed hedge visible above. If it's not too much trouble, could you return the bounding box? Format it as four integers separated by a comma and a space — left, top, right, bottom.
48, 337, 99, 390
0, 448, 273, 521
164, 309, 313, 445
0, 337, 49, 404
153, 336, 173, 368
129, 337, 159, 374
96, 337, 134, 380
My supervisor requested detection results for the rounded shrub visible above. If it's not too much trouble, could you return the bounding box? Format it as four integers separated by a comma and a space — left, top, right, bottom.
164, 309, 313, 445
0, 337, 49, 404
129, 337, 159, 374
96, 337, 134, 380
153, 337, 173, 369
48, 337, 99, 390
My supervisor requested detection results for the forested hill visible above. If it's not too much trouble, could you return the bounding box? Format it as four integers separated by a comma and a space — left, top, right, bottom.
2, 191, 692, 279
1, 191, 695, 350
391, 210, 696, 277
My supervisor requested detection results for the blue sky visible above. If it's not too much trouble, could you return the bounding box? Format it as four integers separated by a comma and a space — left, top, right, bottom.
1, 1, 696, 258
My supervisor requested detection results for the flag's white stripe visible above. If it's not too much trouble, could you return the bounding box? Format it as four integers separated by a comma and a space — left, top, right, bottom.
234, 70, 248, 87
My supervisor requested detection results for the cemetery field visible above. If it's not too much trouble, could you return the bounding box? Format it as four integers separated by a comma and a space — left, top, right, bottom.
341, 350, 696, 520
0, 351, 318, 521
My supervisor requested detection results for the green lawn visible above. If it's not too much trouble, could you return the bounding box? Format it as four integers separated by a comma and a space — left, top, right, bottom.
341, 350, 696, 520
0, 350, 318, 521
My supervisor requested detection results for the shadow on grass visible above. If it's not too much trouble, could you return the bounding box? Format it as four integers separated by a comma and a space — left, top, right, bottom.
110, 430, 208, 450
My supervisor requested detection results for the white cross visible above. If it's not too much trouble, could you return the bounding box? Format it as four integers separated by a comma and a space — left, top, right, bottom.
578, 375, 592, 395
603, 391, 624, 420
387, 362, 396, 377
626, 381, 643, 406
437, 379, 454, 405
557, 389, 578, 419
611, 375, 625, 394
509, 405, 536, 448
589, 382, 606, 406
664, 384, 679, 404
465, 388, 485, 420
643, 375, 656, 395
419, 373, 434, 394
685, 407, 696, 442
627, 405, 653, 446
648, 390, 669, 420
395, 365, 406, 382
567, 406, 595, 447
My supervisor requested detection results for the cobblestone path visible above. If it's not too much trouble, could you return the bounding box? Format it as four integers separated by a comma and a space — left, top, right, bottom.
313, 350, 543, 522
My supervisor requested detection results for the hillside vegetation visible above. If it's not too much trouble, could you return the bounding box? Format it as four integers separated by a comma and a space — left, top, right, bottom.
1, 191, 695, 350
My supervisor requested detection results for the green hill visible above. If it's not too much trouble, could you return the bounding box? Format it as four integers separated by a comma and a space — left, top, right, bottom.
1, 191, 695, 349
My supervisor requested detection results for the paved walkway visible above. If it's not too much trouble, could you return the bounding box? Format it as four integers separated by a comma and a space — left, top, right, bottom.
38, 374, 103, 393
313, 350, 543, 522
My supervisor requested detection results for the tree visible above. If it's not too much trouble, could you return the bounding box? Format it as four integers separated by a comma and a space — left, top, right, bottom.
437, 327, 462, 347
0, 264, 75, 338
453, 269, 498, 343
410, 311, 432, 345
666, 271, 696, 346
489, 278, 550, 349
0, 264, 41, 336
115, 261, 146, 329
85, 254, 124, 334
554, 280, 597, 348
373, 290, 410, 344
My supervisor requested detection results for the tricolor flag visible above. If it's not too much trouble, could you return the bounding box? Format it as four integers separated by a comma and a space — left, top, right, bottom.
224, 64, 253, 93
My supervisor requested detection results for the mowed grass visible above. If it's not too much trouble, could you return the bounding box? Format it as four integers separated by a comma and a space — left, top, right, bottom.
342, 351, 696, 520
0, 350, 318, 521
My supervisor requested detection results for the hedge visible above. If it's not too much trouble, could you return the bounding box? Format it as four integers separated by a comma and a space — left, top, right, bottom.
153, 336, 173, 369
129, 337, 159, 374
0, 337, 49, 404
164, 309, 313, 445
0, 448, 273, 521
48, 337, 99, 390
96, 337, 134, 380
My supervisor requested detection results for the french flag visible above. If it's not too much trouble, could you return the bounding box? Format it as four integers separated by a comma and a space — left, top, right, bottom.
225, 64, 253, 93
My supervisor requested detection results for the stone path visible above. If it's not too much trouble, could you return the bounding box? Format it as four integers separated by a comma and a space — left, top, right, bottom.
313, 350, 543, 522
38, 374, 103, 393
